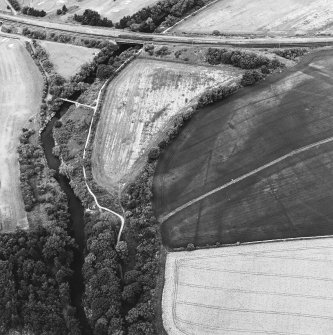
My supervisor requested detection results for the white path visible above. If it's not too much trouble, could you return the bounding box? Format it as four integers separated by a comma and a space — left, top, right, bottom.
160, 135, 333, 223
81, 49, 142, 243
82, 79, 125, 243
60, 98, 95, 110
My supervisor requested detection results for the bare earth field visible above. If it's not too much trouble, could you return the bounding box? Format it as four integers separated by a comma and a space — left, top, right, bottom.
0, 37, 42, 232
172, 0, 333, 36
153, 48, 333, 248
40, 40, 98, 79
19, 0, 159, 21
92, 58, 242, 191
163, 237, 333, 335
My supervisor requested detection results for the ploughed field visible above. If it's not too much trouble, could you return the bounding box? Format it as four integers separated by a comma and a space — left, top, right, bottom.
0, 37, 42, 231
172, 0, 333, 36
163, 238, 333, 335
154, 48, 333, 249
92, 58, 241, 191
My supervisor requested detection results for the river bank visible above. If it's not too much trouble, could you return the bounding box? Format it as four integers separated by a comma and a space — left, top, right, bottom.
41, 103, 92, 335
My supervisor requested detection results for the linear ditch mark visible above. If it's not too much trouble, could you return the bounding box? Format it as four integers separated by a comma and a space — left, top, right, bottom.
160, 135, 333, 222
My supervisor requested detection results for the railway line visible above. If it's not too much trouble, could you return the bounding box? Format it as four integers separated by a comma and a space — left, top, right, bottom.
1, 13, 333, 48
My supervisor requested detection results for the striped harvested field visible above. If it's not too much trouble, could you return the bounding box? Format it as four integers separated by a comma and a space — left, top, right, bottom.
172, 0, 333, 36
163, 237, 333, 335
0, 37, 42, 232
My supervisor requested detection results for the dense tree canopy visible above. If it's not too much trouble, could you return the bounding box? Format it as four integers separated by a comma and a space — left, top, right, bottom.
116, 0, 207, 32
74, 9, 113, 27
0, 228, 80, 335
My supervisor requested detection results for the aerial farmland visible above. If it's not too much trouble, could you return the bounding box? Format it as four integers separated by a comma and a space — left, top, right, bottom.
0, 37, 42, 232
18, 0, 160, 21
172, 0, 333, 35
163, 237, 333, 335
92, 57, 242, 191
40, 40, 98, 79
154, 48, 333, 248
0, 1, 333, 334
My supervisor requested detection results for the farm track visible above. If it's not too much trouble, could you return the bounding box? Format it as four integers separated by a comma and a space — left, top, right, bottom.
160, 135, 333, 223
1, 14, 333, 48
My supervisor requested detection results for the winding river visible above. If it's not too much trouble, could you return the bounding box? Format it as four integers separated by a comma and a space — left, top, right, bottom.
41, 103, 92, 335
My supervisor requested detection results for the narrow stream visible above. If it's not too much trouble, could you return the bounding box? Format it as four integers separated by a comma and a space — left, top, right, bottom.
38, 43, 141, 334
41, 103, 92, 335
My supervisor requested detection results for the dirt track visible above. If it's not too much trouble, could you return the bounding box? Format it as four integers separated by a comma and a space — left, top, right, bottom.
0, 37, 42, 231
154, 48, 333, 248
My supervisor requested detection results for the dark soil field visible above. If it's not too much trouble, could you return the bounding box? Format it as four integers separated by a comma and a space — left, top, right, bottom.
153, 48, 333, 249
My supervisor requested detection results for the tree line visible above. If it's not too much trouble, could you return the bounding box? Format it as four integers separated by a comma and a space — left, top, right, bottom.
74, 9, 113, 27
22, 6, 46, 17
116, 0, 207, 32
7, 0, 20, 11
1, 126, 81, 334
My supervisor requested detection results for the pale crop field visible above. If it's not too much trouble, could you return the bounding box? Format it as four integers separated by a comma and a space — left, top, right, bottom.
0, 37, 42, 232
40, 40, 98, 79
74, 0, 160, 22
173, 0, 333, 35
163, 238, 333, 335
0, 0, 11, 12
19, 0, 159, 21
92, 58, 242, 191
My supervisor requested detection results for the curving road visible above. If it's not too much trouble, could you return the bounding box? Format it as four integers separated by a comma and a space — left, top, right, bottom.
160, 135, 333, 223
1, 13, 333, 48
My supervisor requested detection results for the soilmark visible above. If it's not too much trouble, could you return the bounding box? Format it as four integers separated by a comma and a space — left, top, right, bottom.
160, 135, 333, 223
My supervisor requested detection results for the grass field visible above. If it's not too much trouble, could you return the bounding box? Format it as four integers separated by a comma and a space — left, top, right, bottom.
0, 37, 43, 232
172, 0, 333, 36
19, 0, 159, 21
163, 237, 333, 335
0, 0, 10, 12
153, 48, 333, 249
91, 58, 242, 191
40, 40, 98, 79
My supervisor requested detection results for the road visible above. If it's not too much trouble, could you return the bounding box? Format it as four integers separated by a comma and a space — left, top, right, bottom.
160, 135, 333, 223
1, 13, 333, 48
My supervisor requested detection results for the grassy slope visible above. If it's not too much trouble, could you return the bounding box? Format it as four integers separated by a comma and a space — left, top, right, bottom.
91, 57, 242, 192
154, 48, 333, 248
40, 40, 98, 79
173, 0, 333, 35
0, 37, 43, 232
